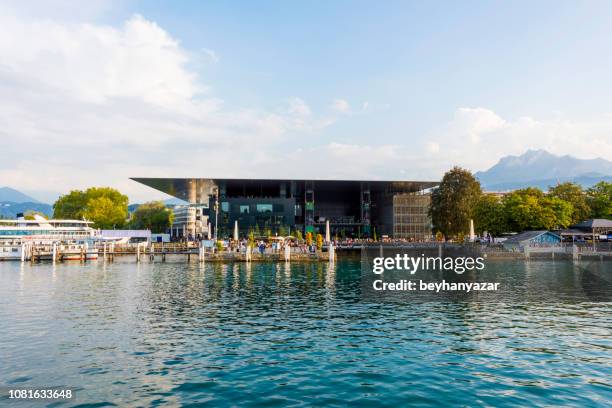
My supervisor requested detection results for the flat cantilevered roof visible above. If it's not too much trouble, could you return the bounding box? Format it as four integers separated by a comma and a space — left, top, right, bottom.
132, 178, 439, 204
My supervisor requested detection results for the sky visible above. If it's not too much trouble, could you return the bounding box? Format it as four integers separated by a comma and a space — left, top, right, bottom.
1, 0, 612, 203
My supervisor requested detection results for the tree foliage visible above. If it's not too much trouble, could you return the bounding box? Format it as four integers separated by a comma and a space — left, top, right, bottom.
433, 167, 610, 236
129, 201, 174, 233
53, 187, 129, 229
503, 188, 573, 231
548, 182, 590, 224
430, 166, 482, 238
278, 224, 288, 236
473, 195, 507, 236
586, 181, 612, 219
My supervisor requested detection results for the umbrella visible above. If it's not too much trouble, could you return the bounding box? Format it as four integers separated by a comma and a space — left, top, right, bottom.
469, 219, 475, 242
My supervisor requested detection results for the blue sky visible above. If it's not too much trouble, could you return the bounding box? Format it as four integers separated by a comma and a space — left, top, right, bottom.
1, 0, 612, 202
125, 0, 612, 119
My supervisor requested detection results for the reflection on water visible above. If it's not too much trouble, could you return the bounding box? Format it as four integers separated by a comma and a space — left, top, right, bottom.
0, 259, 610, 407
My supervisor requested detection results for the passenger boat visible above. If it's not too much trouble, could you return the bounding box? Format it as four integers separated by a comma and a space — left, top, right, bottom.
0, 214, 99, 261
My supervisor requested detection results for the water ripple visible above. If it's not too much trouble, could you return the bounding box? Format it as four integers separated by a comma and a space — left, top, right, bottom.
0, 260, 610, 407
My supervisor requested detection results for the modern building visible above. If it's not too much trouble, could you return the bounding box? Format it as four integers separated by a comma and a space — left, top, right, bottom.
132, 178, 438, 240
170, 204, 209, 240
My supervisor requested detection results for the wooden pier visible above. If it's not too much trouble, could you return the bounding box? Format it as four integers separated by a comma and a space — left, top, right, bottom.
18, 241, 336, 263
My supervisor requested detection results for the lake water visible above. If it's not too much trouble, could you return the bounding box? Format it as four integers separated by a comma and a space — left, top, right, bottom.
1, 259, 611, 407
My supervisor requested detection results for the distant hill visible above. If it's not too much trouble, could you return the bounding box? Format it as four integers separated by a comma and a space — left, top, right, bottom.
0, 187, 41, 203
0, 202, 53, 218
476, 150, 612, 191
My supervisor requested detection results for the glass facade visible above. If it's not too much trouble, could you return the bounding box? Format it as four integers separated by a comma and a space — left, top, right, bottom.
392, 193, 432, 241
132, 178, 439, 239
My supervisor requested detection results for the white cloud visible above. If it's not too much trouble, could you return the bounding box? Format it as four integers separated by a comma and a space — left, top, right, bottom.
0, 13, 336, 202
425, 107, 612, 174
1, 10, 610, 203
286, 97, 312, 117
426, 142, 440, 153
202, 48, 220, 63
330, 99, 350, 113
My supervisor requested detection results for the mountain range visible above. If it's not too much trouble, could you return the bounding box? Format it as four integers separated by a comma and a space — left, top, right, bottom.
0, 187, 40, 203
0, 187, 53, 218
475, 149, 612, 191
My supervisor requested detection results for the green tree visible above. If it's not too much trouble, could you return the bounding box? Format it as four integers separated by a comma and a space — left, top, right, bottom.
429, 166, 482, 238
503, 188, 573, 231
586, 181, 612, 219
278, 224, 287, 236
129, 201, 174, 233
542, 196, 573, 229
53, 190, 88, 219
53, 187, 128, 229
548, 182, 590, 224
473, 195, 507, 236
295, 230, 303, 242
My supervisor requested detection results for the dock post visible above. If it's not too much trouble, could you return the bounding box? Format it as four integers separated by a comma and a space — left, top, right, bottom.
199, 241, 205, 263
52, 242, 57, 263
136, 243, 140, 263
21, 243, 25, 262
329, 243, 335, 263
103, 242, 107, 262
284, 243, 290, 262
246, 245, 251, 262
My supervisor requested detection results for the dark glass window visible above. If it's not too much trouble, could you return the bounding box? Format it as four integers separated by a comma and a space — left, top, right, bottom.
256, 204, 273, 213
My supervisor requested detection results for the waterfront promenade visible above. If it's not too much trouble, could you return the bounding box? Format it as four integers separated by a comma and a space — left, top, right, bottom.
8, 241, 612, 263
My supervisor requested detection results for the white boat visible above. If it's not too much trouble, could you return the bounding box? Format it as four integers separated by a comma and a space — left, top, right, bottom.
0, 214, 99, 261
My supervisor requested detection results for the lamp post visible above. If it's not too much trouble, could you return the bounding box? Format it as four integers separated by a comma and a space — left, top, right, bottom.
214, 187, 219, 242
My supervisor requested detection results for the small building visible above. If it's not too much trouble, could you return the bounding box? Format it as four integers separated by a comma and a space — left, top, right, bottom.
100, 229, 151, 243
571, 219, 612, 241
555, 228, 592, 242
151, 233, 170, 243
170, 204, 209, 240
502, 231, 562, 251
